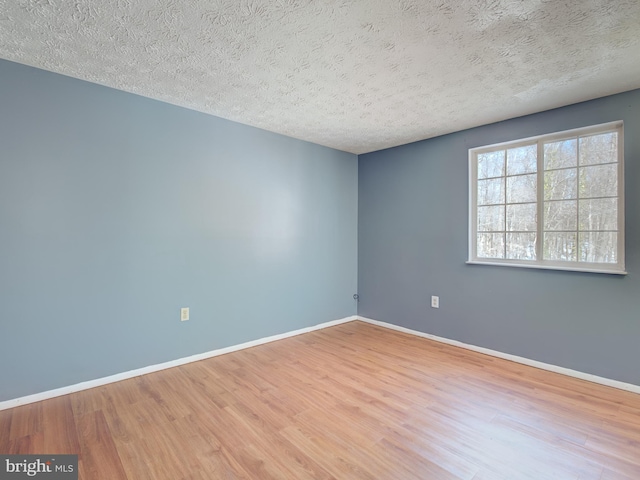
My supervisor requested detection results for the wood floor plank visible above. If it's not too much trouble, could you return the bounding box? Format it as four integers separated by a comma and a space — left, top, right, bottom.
280, 424, 383, 480
71, 386, 111, 418
8, 402, 42, 440
43, 396, 81, 454
76, 410, 128, 480
222, 406, 333, 480
2, 320, 639, 479
6, 431, 44, 454
0, 408, 12, 452
599, 468, 636, 480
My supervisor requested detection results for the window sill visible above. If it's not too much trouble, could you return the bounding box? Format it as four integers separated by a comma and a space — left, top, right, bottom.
465, 260, 627, 275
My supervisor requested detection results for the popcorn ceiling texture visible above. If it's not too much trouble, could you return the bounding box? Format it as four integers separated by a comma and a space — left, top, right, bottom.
1, 0, 639, 154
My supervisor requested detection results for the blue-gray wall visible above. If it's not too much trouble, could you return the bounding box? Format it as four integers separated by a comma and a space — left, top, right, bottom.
2, 57, 638, 403
0, 59, 358, 401
359, 89, 640, 386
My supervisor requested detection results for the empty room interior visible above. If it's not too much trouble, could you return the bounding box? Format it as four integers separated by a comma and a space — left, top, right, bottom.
1, 1, 640, 479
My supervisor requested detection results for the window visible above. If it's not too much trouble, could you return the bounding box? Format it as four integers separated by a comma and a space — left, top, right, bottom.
468, 121, 625, 274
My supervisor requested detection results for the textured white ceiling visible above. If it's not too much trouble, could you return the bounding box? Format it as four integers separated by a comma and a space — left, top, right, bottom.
1, 0, 639, 154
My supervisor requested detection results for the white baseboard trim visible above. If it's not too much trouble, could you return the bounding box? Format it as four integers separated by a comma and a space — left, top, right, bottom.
0, 315, 358, 411
356, 316, 640, 395
5, 313, 636, 411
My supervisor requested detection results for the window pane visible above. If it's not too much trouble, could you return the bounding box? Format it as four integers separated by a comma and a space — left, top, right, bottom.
544, 200, 577, 231
579, 132, 617, 166
544, 139, 577, 170
478, 151, 505, 179
579, 198, 617, 231
477, 178, 504, 206
477, 205, 504, 231
579, 232, 617, 263
506, 203, 536, 231
506, 174, 536, 203
471, 123, 623, 272
506, 233, 536, 260
477, 233, 505, 258
579, 164, 617, 198
507, 145, 537, 175
544, 168, 577, 200
544, 232, 577, 262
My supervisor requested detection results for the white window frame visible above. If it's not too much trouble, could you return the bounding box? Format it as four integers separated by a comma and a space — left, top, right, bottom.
468, 121, 626, 275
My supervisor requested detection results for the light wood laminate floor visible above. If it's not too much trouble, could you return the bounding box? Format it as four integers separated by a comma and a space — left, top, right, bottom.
1, 321, 639, 479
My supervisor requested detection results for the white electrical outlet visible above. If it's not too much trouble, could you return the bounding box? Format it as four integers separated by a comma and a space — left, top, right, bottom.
180, 307, 190, 321
431, 296, 439, 309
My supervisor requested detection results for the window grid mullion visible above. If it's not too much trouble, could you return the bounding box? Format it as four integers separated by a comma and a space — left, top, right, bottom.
536, 139, 544, 261
617, 129, 625, 266
502, 152, 507, 259
576, 137, 581, 262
